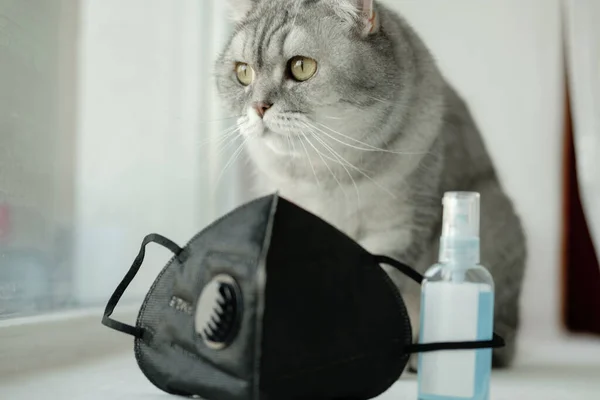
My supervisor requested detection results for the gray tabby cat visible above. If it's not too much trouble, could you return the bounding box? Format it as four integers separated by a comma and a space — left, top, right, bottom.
215, 0, 526, 369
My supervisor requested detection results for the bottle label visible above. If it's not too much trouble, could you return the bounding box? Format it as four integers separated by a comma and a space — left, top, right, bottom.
418, 282, 493, 400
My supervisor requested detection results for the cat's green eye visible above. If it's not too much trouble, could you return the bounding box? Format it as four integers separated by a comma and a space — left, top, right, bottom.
235, 62, 254, 86
288, 56, 317, 82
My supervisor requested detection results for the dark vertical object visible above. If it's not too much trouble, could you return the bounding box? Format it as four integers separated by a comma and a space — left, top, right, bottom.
562, 75, 600, 335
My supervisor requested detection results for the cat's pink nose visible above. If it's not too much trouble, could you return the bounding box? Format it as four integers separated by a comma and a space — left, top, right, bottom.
253, 102, 272, 118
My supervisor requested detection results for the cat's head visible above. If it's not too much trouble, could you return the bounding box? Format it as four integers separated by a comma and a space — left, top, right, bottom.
215, 0, 412, 160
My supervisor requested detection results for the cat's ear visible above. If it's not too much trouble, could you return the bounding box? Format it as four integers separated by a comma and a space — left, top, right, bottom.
225, 0, 257, 22
335, 0, 378, 35
355, 0, 378, 35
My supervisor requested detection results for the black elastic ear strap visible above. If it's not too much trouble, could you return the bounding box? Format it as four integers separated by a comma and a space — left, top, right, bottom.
375, 255, 424, 284
101, 233, 184, 338
405, 333, 505, 354
375, 254, 506, 353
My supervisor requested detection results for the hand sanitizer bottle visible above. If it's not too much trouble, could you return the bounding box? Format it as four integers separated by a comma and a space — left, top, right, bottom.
417, 192, 494, 400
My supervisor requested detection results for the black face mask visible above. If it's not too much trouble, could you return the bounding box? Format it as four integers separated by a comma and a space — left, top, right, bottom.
102, 194, 504, 400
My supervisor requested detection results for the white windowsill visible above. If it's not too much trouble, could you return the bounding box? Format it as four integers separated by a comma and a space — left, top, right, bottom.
2, 339, 600, 400
2, 310, 600, 399
0, 307, 600, 400
0, 306, 139, 379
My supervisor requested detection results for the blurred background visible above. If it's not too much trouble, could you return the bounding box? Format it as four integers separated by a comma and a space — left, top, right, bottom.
0, 0, 599, 349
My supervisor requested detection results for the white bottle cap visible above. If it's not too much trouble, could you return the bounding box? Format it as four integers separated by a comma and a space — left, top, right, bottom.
439, 192, 480, 264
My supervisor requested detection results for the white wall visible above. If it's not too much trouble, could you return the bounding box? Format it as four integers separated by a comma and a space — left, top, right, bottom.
382, 0, 565, 339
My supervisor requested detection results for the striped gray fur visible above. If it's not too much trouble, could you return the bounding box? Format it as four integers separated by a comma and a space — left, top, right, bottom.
215, 0, 527, 370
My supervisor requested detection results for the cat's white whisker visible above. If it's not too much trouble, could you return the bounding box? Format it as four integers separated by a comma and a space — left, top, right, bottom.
197, 125, 241, 148
305, 122, 398, 200
301, 123, 369, 171
304, 142, 378, 175
199, 115, 244, 124
288, 130, 298, 155
216, 129, 244, 157
310, 123, 378, 152
316, 122, 428, 156
285, 133, 293, 154
300, 123, 350, 165
215, 135, 248, 187
366, 95, 390, 104
309, 130, 360, 206
302, 132, 349, 202
297, 133, 321, 188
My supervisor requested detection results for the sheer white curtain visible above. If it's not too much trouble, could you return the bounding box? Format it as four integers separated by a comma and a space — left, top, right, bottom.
564, 0, 600, 261
0, 0, 240, 318
73, 0, 240, 305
